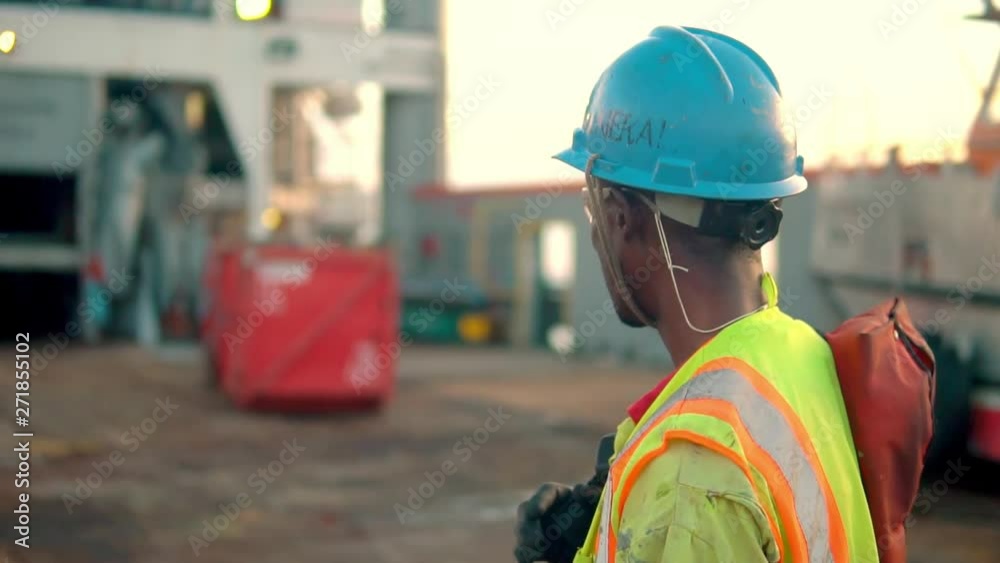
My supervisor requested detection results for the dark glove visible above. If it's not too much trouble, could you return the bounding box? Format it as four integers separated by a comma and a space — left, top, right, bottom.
514, 434, 614, 563
514, 482, 599, 563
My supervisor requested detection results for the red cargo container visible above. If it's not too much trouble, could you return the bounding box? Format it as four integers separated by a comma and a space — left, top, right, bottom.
970, 389, 1000, 463
202, 244, 398, 411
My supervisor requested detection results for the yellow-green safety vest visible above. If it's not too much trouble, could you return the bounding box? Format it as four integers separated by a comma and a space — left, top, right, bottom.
574, 274, 878, 563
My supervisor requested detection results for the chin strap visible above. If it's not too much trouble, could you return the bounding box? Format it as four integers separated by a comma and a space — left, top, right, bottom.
647, 196, 769, 334
586, 154, 770, 334
585, 155, 654, 327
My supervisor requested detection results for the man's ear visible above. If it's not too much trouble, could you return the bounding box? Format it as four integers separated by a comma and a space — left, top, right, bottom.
613, 191, 646, 242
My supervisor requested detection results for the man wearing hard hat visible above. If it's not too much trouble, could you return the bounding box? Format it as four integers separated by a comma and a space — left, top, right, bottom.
515, 27, 885, 563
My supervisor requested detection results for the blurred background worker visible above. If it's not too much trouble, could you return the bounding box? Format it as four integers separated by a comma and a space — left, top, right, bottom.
516, 26, 932, 563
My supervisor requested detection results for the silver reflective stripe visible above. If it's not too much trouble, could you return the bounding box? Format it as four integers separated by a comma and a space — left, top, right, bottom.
604, 368, 835, 563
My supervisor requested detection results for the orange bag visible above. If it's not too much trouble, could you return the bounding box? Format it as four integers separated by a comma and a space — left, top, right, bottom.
825, 298, 935, 563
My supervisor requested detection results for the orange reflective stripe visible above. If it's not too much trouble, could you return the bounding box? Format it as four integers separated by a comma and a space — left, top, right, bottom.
696, 358, 850, 563
611, 410, 776, 538
676, 398, 808, 562
604, 362, 850, 563
613, 403, 794, 561
616, 428, 785, 563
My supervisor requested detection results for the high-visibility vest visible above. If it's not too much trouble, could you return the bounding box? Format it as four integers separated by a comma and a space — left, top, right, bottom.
574, 275, 879, 563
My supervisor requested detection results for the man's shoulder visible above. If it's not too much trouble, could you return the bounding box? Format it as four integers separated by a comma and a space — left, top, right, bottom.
618, 440, 778, 561
624, 440, 760, 510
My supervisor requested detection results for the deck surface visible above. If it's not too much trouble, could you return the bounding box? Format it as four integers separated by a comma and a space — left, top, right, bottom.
0, 345, 996, 563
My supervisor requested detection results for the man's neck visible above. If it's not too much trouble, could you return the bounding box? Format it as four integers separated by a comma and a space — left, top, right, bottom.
655, 268, 766, 368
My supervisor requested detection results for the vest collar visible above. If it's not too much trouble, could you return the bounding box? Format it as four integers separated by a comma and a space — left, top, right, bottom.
627, 272, 781, 423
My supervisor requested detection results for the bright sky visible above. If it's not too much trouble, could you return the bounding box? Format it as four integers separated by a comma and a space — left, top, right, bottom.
443, 0, 1000, 186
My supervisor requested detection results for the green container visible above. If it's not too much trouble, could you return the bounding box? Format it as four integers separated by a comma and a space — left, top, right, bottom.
401, 300, 463, 343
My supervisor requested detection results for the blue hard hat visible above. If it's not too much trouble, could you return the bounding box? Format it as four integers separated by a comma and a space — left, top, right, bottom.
554, 26, 807, 201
